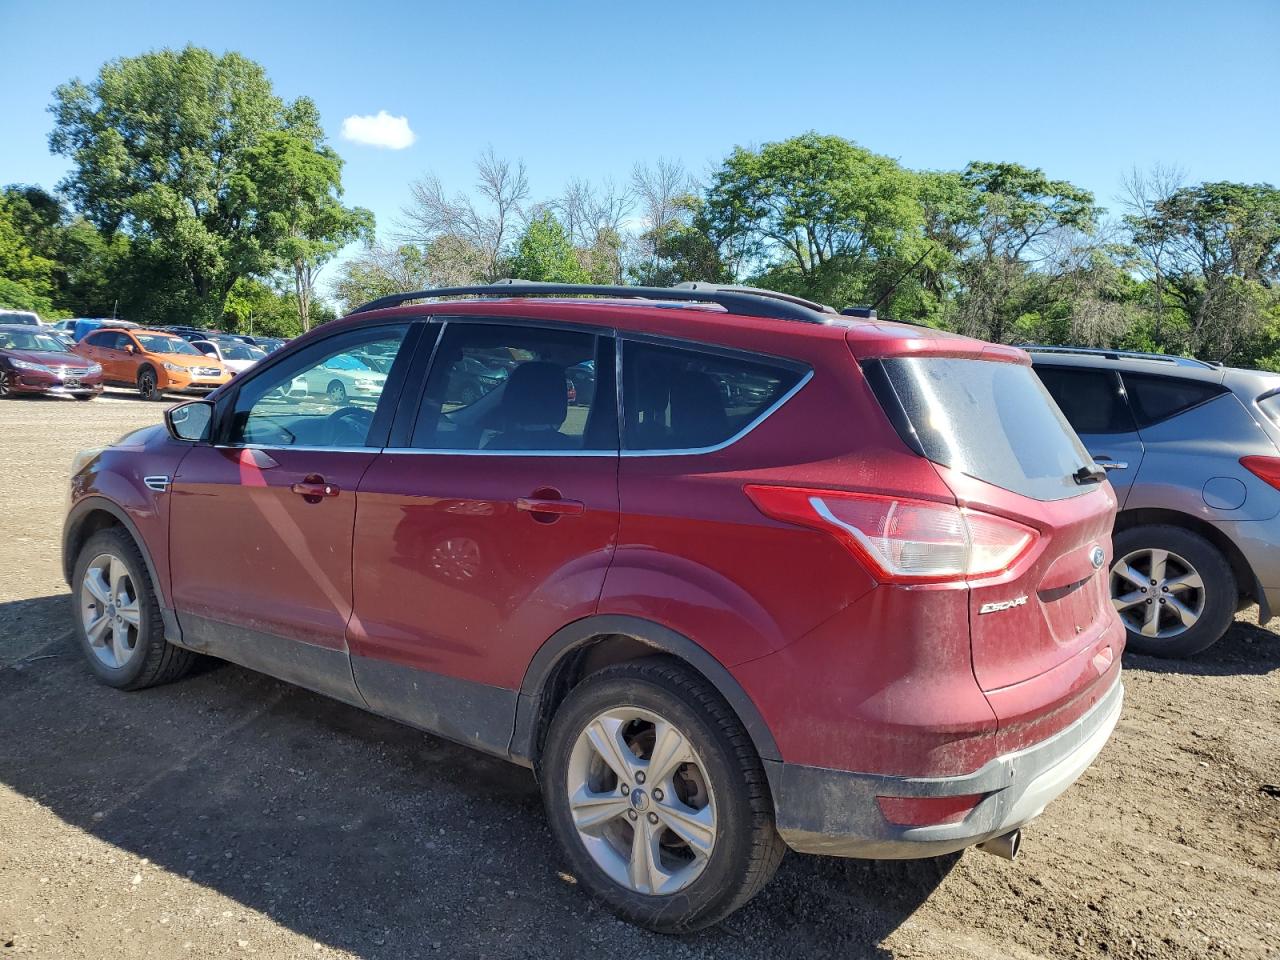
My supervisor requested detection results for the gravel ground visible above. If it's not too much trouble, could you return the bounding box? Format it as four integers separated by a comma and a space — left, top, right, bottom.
0, 390, 1277, 959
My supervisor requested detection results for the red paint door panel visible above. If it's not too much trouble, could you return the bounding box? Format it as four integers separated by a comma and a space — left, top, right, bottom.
349, 452, 619, 688
170, 446, 376, 648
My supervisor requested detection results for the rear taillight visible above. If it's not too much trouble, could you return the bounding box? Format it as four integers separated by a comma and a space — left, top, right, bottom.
744, 485, 1038, 584
1241, 456, 1280, 489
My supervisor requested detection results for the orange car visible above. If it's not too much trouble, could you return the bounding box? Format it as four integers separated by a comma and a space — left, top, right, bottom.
73, 327, 232, 400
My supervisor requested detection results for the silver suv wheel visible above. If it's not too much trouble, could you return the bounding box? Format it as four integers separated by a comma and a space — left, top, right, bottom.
566, 707, 717, 896
1111, 547, 1206, 639
79, 552, 142, 668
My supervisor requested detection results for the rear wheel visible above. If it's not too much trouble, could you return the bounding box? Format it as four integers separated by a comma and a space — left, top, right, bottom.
1110, 524, 1236, 658
540, 657, 784, 933
72, 528, 197, 689
327, 380, 347, 405
137, 367, 163, 401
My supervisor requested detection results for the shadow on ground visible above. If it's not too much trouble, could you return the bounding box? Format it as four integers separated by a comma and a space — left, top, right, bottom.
0, 596, 953, 959
1123, 615, 1280, 678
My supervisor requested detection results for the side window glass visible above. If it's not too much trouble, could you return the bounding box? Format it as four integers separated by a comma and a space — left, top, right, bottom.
622, 340, 805, 451
1033, 367, 1136, 434
228, 325, 410, 448
1121, 373, 1227, 428
411, 323, 614, 452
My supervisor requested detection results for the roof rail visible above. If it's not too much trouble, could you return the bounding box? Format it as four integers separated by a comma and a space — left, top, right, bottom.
1021, 344, 1222, 370
348, 280, 833, 323
669, 281, 840, 315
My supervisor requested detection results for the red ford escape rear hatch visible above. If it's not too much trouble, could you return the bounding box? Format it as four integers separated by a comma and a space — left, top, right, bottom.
853, 329, 1119, 695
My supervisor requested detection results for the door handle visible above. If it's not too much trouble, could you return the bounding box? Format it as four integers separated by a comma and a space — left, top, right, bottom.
515, 497, 585, 517
291, 477, 340, 501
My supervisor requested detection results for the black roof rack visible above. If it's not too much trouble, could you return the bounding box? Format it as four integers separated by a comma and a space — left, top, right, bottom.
349, 280, 834, 324
1020, 344, 1221, 370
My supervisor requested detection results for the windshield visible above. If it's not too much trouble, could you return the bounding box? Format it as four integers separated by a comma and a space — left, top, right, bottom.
219, 342, 264, 361
136, 334, 201, 356
0, 330, 67, 352
871, 356, 1094, 501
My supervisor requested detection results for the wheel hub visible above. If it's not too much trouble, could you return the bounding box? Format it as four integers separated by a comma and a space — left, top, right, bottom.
629, 788, 650, 812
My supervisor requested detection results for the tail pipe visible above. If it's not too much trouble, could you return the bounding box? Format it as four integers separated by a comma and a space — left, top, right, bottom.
976, 829, 1021, 861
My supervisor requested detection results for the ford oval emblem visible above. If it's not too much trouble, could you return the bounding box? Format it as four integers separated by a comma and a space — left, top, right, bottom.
1090, 545, 1105, 569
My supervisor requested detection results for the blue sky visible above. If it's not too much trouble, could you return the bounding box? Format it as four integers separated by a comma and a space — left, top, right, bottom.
2, 0, 1277, 285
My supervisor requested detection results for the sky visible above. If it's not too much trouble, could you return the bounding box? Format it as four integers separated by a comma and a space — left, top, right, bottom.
1, 0, 1277, 293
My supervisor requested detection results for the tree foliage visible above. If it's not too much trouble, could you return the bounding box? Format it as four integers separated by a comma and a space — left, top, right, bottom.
508, 210, 590, 283
47, 46, 369, 327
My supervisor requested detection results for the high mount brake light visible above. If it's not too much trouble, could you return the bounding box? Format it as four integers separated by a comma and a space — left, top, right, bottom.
744, 486, 1037, 584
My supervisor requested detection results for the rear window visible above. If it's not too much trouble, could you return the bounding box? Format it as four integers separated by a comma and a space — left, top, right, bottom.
870, 356, 1093, 501
622, 340, 805, 451
1120, 373, 1227, 428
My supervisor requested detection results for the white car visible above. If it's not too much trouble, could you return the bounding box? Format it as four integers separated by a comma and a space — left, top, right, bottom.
192, 339, 266, 376
287, 352, 387, 404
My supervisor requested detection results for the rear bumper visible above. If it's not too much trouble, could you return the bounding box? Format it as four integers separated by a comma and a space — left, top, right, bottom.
766, 675, 1123, 858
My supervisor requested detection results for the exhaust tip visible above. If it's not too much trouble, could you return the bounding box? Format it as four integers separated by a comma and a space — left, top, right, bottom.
976, 828, 1021, 861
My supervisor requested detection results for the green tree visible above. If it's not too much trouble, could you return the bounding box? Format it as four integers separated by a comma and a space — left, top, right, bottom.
947, 161, 1098, 342
49, 46, 310, 325
0, 193, 58, 313
629, 196, 730, 287
235, 102, 374, 331
507, 211, 589, 283
703, 133, 923, 309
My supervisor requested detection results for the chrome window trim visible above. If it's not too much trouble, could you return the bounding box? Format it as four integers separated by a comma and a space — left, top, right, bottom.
213, 443, 381, 454
620, 368, 814, 458
383, 447, 618, 458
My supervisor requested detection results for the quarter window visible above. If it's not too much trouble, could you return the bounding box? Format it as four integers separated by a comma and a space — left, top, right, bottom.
1121, 373, 1227, 428
410, 322, 615, 452
621, 340, 804, 451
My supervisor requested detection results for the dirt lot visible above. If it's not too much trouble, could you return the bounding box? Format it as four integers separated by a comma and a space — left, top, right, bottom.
0, 391, 1277, 959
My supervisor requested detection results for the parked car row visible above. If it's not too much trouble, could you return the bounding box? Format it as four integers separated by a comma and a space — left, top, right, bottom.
0, 321, 291, 401
57, 282, 1279, 933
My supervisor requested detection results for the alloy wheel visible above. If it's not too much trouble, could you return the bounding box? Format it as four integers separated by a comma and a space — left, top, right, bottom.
0, 373, 10, 398
1111, 547, 1206, 640
79, 553, 142, 668
138, 371, 156, 398
566, 707, 716, 896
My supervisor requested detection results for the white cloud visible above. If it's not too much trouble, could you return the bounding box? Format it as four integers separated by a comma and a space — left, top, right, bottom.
340, 111, 416, 150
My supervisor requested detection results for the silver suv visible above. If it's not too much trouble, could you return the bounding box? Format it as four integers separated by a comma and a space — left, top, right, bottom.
1030, 346, 1280, 658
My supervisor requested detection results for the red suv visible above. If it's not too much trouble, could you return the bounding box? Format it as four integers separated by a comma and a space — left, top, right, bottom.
62, 283, 1124, 932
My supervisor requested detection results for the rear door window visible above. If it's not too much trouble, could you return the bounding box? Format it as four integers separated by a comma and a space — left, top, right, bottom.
410, 322, 616, 452
870, 356, 1093, 501
621, 340, 805, 451
1120, 373, 1227, 428
1034, 366, 1137, 434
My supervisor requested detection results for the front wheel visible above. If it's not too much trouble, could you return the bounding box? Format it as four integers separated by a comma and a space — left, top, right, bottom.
137, 368, 163, 401
540, 657, 785, 933
1110, 524, 1236, 658
72, 528, 197, 689
326, 380, 348, 405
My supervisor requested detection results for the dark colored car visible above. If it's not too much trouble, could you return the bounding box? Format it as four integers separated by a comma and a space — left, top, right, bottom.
0, 324, 103, 399
63, 283, 1123, 932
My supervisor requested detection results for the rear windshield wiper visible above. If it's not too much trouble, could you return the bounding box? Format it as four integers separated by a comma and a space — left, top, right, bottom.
1073, 464, 1107, 485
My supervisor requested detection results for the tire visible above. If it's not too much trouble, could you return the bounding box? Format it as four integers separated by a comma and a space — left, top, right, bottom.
540, 656, 785, 933
137, 367, 163, 401
74, 394, 95, 401
1110, 524, 1236, 658
71, 528, 197, 690
327, 380, 347, 405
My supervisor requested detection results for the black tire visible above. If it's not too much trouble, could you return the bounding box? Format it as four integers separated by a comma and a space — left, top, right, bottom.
540, 656, 785, 933
137, 367, 163, 401
74, 394, 95, 401
71, 528, 198, 690
1111, 524, 1236, 658
327, 380, 347, 405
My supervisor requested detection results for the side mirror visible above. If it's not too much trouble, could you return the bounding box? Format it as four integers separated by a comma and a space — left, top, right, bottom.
165, 400, 214, 443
